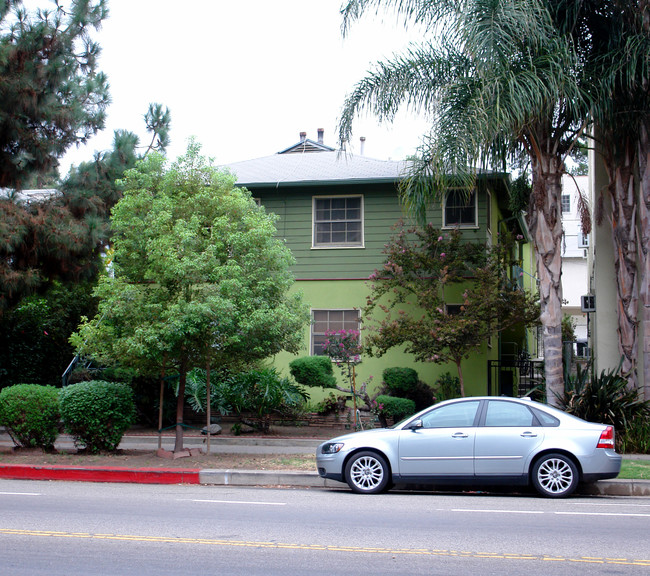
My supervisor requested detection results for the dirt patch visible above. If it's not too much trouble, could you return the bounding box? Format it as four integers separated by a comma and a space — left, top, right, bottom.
0, 447, 317, 471
0, 424, 345, 471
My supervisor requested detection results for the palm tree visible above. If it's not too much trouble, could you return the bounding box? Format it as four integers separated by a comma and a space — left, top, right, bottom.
589, 0, 650, 396
339, 0, 589, 404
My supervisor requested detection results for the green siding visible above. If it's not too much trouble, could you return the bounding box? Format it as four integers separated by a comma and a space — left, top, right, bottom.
271, 280, 498, 402
246, 177, 533, 403
258, 183, 407, 279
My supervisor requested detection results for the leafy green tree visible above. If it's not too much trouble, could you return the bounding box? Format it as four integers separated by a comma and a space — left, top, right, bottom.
0, 0, 109, 189
339, 0, 589, 403
71, 142, 309, 452
363, 225, 539, 395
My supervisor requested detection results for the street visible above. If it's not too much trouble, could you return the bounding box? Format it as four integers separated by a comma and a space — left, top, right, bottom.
1, 480, 649, 575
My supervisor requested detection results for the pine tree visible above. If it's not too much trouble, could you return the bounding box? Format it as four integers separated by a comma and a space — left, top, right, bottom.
0, 0, 110, 189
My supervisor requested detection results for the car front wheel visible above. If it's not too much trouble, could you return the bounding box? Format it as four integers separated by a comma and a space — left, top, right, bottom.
345, 451, 390, 494
532, 453, 579, 498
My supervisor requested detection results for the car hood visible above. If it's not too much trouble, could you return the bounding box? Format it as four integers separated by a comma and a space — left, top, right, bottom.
319, 427, 395, 446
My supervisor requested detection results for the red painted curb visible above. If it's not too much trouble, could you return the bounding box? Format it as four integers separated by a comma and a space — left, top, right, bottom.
0, 464, 200, 484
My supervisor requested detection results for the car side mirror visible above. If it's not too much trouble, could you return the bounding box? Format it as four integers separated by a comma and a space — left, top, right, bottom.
409, 419, 423, 431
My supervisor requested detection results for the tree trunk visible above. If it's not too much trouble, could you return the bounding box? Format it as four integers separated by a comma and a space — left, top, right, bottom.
528, 155, 565, 406
602, 139, 639, 390
638, 122, 650, 400
174, 356, 188, 453
455, 358, 465, 397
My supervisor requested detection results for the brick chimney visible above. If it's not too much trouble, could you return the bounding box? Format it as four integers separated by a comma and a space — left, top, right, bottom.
317, 128, 324, 145
360, 136, 366, 156
300, 131, 307, 142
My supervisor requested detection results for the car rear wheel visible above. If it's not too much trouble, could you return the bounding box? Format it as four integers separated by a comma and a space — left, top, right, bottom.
345, 451, 390, 494
532, 453, 579, 498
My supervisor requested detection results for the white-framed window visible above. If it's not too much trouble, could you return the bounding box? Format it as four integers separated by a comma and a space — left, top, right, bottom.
561, 194, 571, 213
313, 195, 363, 248
311, 309, 360, 355
443, 189, 477, 228
578, 232, 589, 248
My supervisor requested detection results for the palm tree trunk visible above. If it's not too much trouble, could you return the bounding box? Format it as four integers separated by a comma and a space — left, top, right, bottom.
602, 140, 639, 390
528, 154, 564, 406
638, 123, 650, 400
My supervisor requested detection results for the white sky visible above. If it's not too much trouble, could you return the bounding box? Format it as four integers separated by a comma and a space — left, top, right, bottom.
57, 0, 429, 174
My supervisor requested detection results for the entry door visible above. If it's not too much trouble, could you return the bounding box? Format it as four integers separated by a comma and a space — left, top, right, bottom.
397, 400, 481, 477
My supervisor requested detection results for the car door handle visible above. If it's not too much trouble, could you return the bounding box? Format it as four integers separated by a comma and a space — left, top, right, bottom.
521, 432, 538, 438
451, 432, 469, 438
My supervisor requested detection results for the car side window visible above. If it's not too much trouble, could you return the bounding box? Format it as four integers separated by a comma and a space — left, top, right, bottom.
531, 407, 560, 427
420, 401, 480, 428
484, 401, 536, 427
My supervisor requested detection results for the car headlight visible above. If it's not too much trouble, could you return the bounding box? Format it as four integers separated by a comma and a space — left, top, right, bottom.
321, 442, 344, 454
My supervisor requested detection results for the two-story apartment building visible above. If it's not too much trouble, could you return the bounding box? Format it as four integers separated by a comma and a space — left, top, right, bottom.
226, 131, 535, 399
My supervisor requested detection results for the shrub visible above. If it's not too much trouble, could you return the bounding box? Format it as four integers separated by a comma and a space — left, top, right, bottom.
374, 394, 416, 427
383, 367, 434, 410
383, 367, 419, 396
559, 364, 650, 435
59, 380, 136, 453
289, 356, 337, 389
0, 384, 60, 450
314, 392, 347, 415
433, 372, 461, 403
618, 416, 650, 454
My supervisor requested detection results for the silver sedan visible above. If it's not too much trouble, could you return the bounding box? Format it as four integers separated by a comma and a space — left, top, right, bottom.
316, 396, 622, 498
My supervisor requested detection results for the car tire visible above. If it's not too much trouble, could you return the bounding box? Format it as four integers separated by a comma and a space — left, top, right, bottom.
532, 453, 579, 498
344, 451, 390, 494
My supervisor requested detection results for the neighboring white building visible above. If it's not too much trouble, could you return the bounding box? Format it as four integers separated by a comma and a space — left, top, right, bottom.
560, 174, 590, 356
0, 188, 59, 202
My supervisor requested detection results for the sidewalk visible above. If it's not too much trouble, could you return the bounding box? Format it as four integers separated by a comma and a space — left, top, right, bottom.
1, 430, 649, 496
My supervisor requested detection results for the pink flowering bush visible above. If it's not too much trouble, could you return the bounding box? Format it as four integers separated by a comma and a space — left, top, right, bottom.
322, 329, 362, 365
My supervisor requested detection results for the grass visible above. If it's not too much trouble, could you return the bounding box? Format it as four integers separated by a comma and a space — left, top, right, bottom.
619, 459, 650, 480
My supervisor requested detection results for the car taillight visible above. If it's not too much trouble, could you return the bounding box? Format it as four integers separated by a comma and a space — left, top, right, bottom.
597, 426, 615, 449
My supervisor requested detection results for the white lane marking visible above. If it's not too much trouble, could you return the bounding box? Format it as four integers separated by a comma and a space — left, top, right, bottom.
0, 492, 41, 496
452, 508, 650, 518
555, 511, 650, 518
182, 499, 286, 506
574, 502, 650, 508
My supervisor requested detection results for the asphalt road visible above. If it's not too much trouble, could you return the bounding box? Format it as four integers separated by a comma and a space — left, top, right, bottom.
1, 480, 649, 575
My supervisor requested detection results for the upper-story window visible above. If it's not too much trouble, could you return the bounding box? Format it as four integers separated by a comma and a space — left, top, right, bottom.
578, 232, 589, 248
313, 195, 363, 248
445, 304, 463, 315
561, 194, 571, 213
443, 190, 477, 228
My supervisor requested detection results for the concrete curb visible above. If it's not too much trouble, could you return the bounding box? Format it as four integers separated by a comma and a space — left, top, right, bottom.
578, 479, 650, 497
0, 463, 649, 496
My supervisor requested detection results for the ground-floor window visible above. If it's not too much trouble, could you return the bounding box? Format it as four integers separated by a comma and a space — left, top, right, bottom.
311, 309, 361, 355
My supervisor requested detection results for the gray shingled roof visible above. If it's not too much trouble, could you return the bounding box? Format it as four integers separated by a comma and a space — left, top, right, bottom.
225, 151, 410, 188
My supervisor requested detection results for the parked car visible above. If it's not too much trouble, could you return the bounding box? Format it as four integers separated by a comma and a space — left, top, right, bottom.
316, 396, 621, 498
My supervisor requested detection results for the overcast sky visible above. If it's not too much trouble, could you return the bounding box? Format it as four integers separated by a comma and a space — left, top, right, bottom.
56, 0, 428, 174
